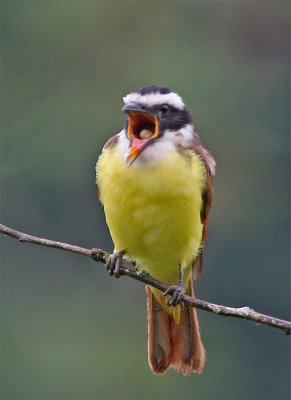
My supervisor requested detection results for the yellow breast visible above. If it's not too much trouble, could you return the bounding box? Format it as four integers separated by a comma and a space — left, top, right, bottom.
96, 144, 206, 288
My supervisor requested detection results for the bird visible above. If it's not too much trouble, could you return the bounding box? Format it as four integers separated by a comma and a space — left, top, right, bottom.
96, 85, 215, 375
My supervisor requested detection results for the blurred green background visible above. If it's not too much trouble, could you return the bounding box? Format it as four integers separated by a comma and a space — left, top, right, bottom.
1, 1, 290, 399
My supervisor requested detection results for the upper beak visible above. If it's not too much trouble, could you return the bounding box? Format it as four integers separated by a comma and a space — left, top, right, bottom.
123, 103, 159, 165
122, 103, 145, 114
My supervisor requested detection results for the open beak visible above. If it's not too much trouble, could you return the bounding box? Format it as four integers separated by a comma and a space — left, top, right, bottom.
123, 103, 159, 165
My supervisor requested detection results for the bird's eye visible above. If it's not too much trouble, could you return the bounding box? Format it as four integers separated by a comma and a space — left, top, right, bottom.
160, 104, 169, 115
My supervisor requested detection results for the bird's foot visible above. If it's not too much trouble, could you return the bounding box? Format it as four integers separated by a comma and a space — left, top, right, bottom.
105, 250, 126, 278
163, 284, 185, 306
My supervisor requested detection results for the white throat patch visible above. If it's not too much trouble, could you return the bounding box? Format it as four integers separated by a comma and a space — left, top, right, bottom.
123, 92, 185, 110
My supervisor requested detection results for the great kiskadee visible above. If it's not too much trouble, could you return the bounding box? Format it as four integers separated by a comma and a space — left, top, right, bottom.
96, 86, 215, 375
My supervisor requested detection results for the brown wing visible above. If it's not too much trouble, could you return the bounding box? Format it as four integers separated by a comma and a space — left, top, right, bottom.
103, 134, 119, 150
96, 134, 119, 198
192, 141, 215, 280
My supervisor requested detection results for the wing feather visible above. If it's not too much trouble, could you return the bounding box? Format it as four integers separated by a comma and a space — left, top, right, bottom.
96, 134, 119, 198
192, 140, 215, 280
103, 134, 119, 150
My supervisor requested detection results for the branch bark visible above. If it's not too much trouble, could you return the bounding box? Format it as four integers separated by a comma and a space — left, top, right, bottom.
1, 223, 290, 335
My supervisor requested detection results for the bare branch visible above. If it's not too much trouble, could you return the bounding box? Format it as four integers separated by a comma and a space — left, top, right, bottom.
1, 223, 290, 335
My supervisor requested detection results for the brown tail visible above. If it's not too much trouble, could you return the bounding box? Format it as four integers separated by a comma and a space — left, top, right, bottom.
146, 283, 205, 375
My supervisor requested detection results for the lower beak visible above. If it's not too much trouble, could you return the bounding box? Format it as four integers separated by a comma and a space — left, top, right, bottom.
127, 137, 149, 165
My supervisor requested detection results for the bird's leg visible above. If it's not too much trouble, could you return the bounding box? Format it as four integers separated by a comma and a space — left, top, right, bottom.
163, 265, 185, 306
105, 249, 126, 278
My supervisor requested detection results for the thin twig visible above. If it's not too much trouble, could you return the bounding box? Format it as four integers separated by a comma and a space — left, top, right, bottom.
1, 223, 290, 335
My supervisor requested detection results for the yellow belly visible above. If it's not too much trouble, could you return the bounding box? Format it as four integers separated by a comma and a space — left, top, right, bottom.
96, 145, 206, 288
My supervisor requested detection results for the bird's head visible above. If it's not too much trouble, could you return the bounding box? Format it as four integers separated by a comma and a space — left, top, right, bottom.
121, 86, 195, 165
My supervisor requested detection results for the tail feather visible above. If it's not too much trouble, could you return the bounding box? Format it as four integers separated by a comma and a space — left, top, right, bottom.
146, 282, 205, 375
170, 302, 205, 374
146, 286, 172, 373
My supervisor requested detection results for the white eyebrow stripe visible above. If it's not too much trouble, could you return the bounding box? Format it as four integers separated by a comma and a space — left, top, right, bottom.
123, 92, 185, 110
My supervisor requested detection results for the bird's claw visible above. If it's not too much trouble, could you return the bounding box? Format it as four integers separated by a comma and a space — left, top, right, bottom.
105, 250, 125, 278
163, 284, 185, 306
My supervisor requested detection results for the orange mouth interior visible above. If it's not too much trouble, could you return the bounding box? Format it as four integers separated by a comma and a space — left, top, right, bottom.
128, 112, 159, 142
